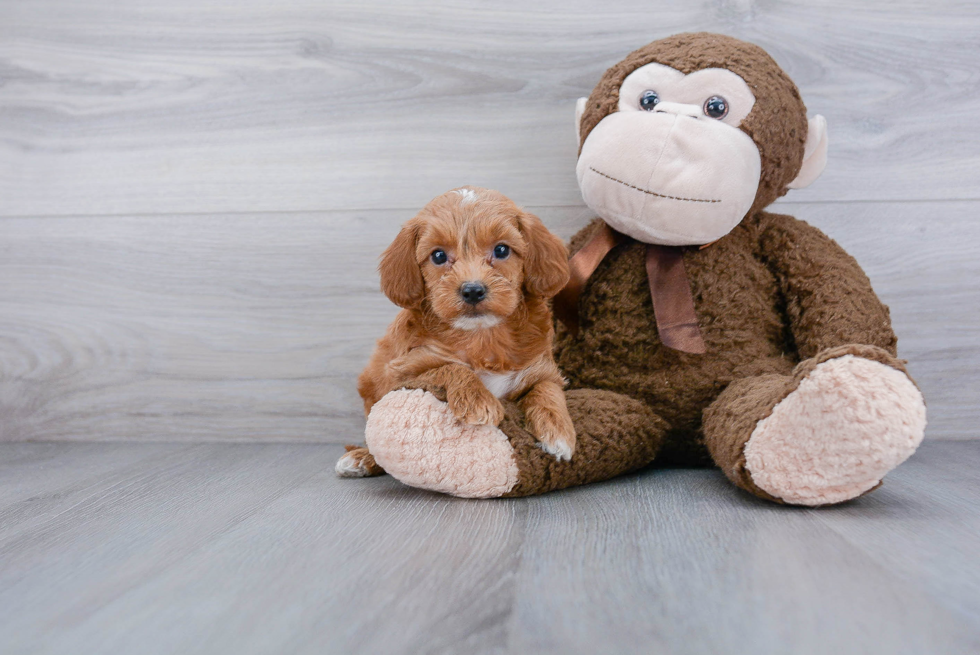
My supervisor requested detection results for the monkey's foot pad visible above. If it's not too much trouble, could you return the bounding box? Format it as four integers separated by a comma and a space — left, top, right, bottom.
744, 355, 927, 506
365, 389, 519, 498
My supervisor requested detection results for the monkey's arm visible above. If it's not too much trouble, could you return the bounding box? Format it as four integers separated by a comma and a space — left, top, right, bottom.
757, 211, 897, 359
700, 211, 925, 505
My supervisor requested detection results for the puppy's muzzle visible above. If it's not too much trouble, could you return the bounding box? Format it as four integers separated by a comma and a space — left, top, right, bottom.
459, 282, 487, 305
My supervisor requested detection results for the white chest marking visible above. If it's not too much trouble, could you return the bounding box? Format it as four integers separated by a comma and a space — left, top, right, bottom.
452, 315, 502, 331
478, 369, 526, 399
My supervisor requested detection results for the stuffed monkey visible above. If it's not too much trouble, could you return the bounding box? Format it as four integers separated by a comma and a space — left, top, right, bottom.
356, 33, 926, 505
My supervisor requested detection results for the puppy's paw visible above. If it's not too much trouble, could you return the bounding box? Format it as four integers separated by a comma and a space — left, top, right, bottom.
530, 411, 577, 462
335, 445, 386, 478
448, 385, 505, 426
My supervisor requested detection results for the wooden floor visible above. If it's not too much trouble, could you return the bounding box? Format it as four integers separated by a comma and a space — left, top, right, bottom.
0, 440, 977, 655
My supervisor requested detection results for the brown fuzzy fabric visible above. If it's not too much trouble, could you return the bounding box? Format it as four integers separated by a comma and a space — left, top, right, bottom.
502, 389, 667, 497
578, 32, 808, 215
552, 212, 898, 469
537, 211, 903, 499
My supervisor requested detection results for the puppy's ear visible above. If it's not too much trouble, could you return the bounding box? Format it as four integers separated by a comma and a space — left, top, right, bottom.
518, 211, 570, 298
379, 222, 424, 309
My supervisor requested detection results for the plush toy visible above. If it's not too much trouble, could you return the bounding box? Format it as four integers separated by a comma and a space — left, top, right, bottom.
361, 32, 926, 505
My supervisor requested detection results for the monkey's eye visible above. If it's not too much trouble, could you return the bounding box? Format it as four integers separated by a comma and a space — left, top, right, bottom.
430, 249, 448, 265
639, 90, 660, 111
703, 96, 729, 119
493, 244, 510, 259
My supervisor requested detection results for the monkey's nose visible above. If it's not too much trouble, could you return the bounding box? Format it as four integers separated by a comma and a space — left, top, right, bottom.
459, 282, 487, 305
653, 101, 702, 118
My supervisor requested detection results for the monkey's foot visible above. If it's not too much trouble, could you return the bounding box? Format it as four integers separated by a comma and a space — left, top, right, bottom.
744, 355, 926, 506
365, 389, 520, 498
365, 387, 666, 498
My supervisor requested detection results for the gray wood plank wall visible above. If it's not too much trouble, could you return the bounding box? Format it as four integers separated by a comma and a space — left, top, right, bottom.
1, 0, 977, 442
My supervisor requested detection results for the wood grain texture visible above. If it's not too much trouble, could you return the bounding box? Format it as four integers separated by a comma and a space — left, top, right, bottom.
0, 0, 975, 443
1, 0, 979, 217
0, 201, 974, 442
0, 210, 400, 443
0, 440, 978, 654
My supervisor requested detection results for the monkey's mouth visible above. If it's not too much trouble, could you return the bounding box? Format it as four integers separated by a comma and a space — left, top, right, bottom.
589, 167, 721, 204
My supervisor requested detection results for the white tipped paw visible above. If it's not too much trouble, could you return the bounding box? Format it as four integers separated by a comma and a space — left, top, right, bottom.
335, 452, 370, 478
526, 404, 577, 461
537, 434, 575, 461
335, 447, 384, 478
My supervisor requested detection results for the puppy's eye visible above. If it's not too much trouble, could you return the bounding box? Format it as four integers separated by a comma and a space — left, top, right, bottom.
493, 244, 510, 259
430, 249, 448, 265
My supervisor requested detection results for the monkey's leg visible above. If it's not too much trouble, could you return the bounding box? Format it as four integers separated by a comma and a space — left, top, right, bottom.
364, 385, 667, 498
703, 345, 926, 506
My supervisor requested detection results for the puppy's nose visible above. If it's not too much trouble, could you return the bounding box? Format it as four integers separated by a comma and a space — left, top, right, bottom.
459, 282, 487, 305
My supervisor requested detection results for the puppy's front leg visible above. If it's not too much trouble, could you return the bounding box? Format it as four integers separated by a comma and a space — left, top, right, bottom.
417, 363, 505, 427
520, 380, 576, 461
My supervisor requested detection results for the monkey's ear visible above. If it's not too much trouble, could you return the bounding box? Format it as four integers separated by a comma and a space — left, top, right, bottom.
379, 222, 425, 309
788, 115, 829, 189
518, 211, 570, 299
575, 97, 588, 149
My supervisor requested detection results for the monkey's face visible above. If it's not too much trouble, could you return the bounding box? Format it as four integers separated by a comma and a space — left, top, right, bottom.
576, 63, 763, 246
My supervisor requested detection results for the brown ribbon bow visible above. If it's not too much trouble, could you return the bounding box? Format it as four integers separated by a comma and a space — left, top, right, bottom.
553, 222, 707, 354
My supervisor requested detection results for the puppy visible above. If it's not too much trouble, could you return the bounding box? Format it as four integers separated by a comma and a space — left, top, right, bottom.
336, 187, 575, 478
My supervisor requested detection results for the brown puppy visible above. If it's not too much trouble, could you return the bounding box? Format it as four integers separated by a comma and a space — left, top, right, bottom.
336, 187, 574, 478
